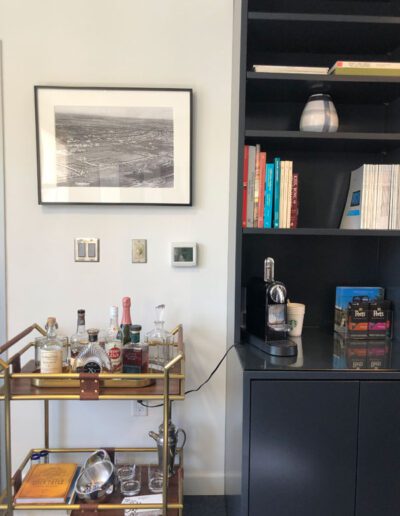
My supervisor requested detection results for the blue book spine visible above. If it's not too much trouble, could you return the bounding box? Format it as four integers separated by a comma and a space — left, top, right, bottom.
264, 163, 275, 228
273, 158, 281, 228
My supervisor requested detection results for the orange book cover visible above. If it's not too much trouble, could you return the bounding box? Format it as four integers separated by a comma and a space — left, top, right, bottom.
15, 463, 78, 503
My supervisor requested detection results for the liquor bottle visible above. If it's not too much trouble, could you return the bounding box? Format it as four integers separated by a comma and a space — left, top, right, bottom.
123, 325, 149, 373
44, 317, 69, 367
40, 317, 63, 374
70, 309, 88, 370
145, 305, 173, 369
105, 306, 122, 373
75, 328, 111, 373
119, 297, 133, 345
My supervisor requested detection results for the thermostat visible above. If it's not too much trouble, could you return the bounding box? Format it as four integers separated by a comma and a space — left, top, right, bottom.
171, 242, 197, 267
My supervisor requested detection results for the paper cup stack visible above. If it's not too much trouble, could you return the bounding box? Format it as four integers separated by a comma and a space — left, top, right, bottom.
287, 303, 306, 337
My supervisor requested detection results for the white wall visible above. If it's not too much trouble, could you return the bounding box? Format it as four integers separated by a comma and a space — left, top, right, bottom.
0, 0, 233, 496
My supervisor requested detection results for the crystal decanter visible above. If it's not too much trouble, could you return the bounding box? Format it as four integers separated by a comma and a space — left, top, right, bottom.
145, 304, 173, 370
75, 328, 111, 373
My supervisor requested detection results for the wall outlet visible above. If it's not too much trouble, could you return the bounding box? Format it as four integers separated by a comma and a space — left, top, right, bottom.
132, 400, 148, 416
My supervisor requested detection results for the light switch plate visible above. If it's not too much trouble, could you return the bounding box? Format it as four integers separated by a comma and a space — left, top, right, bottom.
132, 239, 147, 263
74, 238, 99, 262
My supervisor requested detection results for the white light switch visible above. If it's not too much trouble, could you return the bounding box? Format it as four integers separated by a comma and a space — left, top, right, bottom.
74, 238, 99, 262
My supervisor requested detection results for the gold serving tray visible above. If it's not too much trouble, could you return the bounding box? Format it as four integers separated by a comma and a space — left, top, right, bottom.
31, 371, 155, 389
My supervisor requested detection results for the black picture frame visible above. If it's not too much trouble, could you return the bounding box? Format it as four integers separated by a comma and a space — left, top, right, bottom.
35, 86, 192, 205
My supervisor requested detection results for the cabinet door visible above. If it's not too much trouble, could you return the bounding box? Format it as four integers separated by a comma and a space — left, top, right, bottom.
356, 381, 400, 516
249, 380, 359, 516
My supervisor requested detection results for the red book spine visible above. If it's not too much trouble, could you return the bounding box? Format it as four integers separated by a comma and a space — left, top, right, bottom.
258, 152, 267, 228
242, 146, 249, 228
290, 173, 299, 228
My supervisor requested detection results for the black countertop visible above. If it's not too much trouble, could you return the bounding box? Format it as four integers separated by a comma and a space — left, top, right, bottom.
235, 328, 400, 379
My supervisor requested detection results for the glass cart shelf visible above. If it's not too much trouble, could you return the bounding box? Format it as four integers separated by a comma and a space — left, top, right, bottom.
0, 323, 186, 515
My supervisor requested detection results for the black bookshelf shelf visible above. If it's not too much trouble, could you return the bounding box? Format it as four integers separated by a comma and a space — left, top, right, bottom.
248, 12, 400, 23
243, 228, 400, 237
247, 12, 400, 56
246, 72, 400, 104
244, 130, 400, 151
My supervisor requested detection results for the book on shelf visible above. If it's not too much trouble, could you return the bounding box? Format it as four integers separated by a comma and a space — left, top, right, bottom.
246, 145, 256, 228
273, 157, 281, 229
290, 173, 299, 229
340, 164, 400, 230
264, 163, 275, 228
242, 145, 249, 228
258, 152, 267, 228
279, 160, 287, 228
253, 144, 261, 227
252, 64, 329, 75
242, 146, 300, 230
329, 61, 400, 76
14, 463, 79, 504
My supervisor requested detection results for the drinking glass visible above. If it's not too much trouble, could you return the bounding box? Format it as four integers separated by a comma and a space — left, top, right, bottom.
120, 465, 141, 496
117, 464, 135, 484
148, 465, 164, 493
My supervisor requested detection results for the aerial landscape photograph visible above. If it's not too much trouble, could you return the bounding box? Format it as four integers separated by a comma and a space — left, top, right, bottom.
55, 105, 174, 188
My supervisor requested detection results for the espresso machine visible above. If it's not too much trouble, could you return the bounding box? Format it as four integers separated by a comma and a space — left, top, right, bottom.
246, 257, 297, 357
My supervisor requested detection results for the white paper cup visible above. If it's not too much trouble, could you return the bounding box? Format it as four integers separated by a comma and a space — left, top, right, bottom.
287, 303, 306, 337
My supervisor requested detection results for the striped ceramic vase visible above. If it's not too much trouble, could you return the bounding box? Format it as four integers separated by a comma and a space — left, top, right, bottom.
300, 93, 339, 132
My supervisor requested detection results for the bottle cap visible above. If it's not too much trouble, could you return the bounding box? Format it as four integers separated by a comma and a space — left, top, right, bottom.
87, 328, 99, 342
110, 305, 118, 316
47, 317, 56, 325
122, 297, 131, 307
78, 309, 85, 315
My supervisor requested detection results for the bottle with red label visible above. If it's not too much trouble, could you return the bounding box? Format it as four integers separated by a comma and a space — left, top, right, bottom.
105, 305, 123, 373
123, 325, 149, 374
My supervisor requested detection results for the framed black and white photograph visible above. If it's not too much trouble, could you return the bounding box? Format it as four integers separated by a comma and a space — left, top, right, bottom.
35, 86, 192, 205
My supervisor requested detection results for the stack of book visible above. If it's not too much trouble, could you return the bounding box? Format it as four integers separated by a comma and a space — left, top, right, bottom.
340, 164, 400, 230
242, 144, 299, 229
252, 62, 400, 77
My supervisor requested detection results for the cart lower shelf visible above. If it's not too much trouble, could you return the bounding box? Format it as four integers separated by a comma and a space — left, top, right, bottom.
1, 447, 183, 513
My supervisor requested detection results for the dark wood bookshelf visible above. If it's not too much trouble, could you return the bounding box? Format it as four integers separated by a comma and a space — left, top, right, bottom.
227, 3, 400, 515
234, 0, 400, 341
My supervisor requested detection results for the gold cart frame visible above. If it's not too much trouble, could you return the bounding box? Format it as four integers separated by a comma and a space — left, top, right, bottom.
0, 323, 185, 515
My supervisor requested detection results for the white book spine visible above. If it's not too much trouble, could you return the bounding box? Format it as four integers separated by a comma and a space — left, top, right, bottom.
279, 161, 287, 228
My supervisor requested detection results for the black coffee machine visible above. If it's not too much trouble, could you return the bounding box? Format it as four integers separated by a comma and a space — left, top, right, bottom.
246, 257, 297, 357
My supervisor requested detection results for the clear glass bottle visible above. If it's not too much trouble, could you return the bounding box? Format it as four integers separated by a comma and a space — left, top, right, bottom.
105, 306, 123, 373
40, 317, 63, 374
44, 317, 69, 367
123, 325, 149, 373
75, 328, 111, 373
119, 297, 133, 345
70, 309, 88, 370
145, 305, 173, 370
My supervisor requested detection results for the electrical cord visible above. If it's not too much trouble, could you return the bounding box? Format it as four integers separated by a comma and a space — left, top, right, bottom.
138, 344, 236, 409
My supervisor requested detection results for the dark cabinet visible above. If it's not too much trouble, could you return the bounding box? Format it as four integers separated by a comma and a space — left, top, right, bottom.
225, 363, 400, 516
356, 381, 400, 516
249, 380, 359, 516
